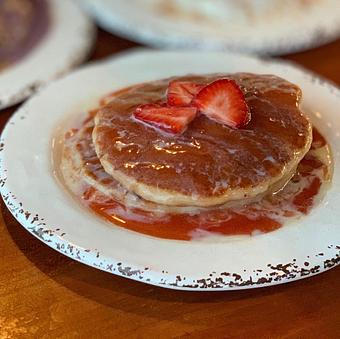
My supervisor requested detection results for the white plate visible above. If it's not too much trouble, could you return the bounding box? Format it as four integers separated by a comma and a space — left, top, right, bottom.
0, 0, 95, 109
0, 49, 339, 290
80, 0, 340, 55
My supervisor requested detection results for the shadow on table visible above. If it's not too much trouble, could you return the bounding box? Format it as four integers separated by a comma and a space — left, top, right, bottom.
2, 203, 336, 319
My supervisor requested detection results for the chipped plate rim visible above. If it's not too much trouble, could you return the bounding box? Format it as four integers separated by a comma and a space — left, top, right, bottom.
0, 49, 339, 290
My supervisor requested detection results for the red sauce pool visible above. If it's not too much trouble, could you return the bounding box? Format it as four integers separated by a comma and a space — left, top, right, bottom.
76, 128, 331, 241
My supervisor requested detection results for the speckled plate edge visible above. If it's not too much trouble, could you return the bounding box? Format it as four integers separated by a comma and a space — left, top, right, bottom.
0, 0, 96, 110
79, 0, 340, 55
0, 49, 339, 291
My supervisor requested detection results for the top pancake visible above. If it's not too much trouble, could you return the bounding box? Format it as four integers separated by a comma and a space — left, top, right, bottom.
93, 73, 312, 207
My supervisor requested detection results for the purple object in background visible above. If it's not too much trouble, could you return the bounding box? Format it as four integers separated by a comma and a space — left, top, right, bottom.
0, 0, 50, 68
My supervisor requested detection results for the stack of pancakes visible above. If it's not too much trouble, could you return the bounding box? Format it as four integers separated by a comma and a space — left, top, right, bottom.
61, 73, 312, 214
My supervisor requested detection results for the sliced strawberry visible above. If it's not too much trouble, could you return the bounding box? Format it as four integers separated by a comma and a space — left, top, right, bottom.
167, 80, 204, 107
152, 99, 168, 107
193, 79, 251, 128
133, 103, 197, 134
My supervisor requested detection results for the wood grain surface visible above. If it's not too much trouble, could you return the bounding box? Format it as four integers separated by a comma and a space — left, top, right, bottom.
0, 29, 339, 339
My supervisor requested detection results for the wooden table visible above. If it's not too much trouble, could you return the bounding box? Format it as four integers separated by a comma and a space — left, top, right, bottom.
1, 29, 339, 338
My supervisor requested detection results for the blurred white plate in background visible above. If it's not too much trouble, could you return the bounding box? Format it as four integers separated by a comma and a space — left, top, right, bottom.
0, 0, 95, 109
80, 0, 340, 55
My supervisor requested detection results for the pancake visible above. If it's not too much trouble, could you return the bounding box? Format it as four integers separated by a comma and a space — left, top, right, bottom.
143, 0, 321, 27
60, 116, 202, 215
157, 0, 316, 18
93, 73, 312, 207
59, 112, 331, 241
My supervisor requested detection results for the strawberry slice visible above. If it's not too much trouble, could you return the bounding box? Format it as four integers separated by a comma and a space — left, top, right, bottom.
193, 79, 251, 128
167, 80, 204, 107
133, 103, 197, 134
